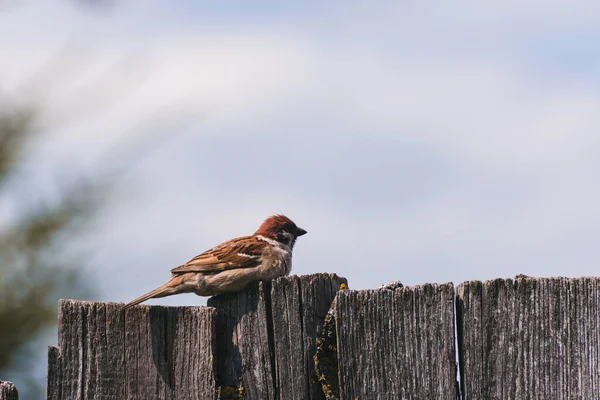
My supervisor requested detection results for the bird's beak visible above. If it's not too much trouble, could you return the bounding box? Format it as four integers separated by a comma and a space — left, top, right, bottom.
296, 227, 307, 236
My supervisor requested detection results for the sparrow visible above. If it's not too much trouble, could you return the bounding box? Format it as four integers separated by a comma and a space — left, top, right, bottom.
123, 215, 307, 309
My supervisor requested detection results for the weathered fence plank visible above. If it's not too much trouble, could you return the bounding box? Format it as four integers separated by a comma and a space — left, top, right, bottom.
456, 277, 600, 400
207, 281, 274, 400
334, 283, 457, 400
207, 273, 347, 400
270, 273, 347, 400
0, 381, 18, 400
47, 300, 216, 400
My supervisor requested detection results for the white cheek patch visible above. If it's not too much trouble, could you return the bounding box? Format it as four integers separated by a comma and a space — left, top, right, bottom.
256, 235, 292, 254
256, 235, 279, 246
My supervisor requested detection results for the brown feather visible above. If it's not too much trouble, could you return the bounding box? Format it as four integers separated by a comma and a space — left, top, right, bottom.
170, 236, 264, 274
122, 275, 189, 309
254, 214, 296, 239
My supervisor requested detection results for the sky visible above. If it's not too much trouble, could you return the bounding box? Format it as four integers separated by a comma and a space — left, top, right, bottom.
2, 0, 600, 310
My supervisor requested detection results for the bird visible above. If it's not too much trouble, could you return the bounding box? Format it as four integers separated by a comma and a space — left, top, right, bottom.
123, 214, 307, 309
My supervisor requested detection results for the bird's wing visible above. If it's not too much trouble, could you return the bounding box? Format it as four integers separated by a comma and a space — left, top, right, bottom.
170, 236, 265, 274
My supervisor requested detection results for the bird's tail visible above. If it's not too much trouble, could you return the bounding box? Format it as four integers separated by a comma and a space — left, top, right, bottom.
122, 282, 177, 310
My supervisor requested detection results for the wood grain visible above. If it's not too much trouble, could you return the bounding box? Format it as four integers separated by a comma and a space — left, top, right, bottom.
46, 300, 216, 400
0, 381, 18, 400
208, 282, 275, 400
270, 273, 347, 400
457, 276, 600, 400
335, 283, 457, 400
207, 274, 347, 400
40, 275, 600, 399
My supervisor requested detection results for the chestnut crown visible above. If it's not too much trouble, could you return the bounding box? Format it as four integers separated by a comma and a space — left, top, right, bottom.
254, 215, 307, 247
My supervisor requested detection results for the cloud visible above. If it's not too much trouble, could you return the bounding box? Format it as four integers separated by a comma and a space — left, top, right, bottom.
2, 0, 600, 306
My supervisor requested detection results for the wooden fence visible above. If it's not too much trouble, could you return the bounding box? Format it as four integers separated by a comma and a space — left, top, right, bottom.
1, 275, 600, 399
0, 381, 18, 400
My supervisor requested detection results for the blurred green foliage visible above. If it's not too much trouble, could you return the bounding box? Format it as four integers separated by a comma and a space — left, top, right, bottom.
0, 104, 97, 397
0, 5, 180, 398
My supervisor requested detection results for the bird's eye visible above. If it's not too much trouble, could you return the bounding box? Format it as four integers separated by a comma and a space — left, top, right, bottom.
277, 231, 294, 244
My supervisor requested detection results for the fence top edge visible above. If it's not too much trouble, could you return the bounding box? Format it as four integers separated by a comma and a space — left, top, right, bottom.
59, 276, 600, 310
336, 281, 455, 297
0, 380, 17, 392
60, 274, 346, 308
458, 275, 600, 289
57, 298, 217, 312
273, 272, 347, 283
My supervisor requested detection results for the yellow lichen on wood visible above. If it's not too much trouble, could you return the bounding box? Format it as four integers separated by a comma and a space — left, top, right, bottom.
218, 384, 245, 399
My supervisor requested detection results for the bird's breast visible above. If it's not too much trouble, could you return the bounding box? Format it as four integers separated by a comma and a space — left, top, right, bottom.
259, 245, 292, 279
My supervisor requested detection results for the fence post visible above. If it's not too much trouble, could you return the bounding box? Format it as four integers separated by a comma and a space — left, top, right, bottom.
207, 273, 347, 400
46, 300, 216, 400
0, 381, 18, 400
270, 273, 347, 400
207, 281, 275, 400
457, 277, 600, 399
327, 282, 457, 399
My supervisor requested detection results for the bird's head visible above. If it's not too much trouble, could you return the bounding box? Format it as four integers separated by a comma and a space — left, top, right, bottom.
254, 214, 307, 248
